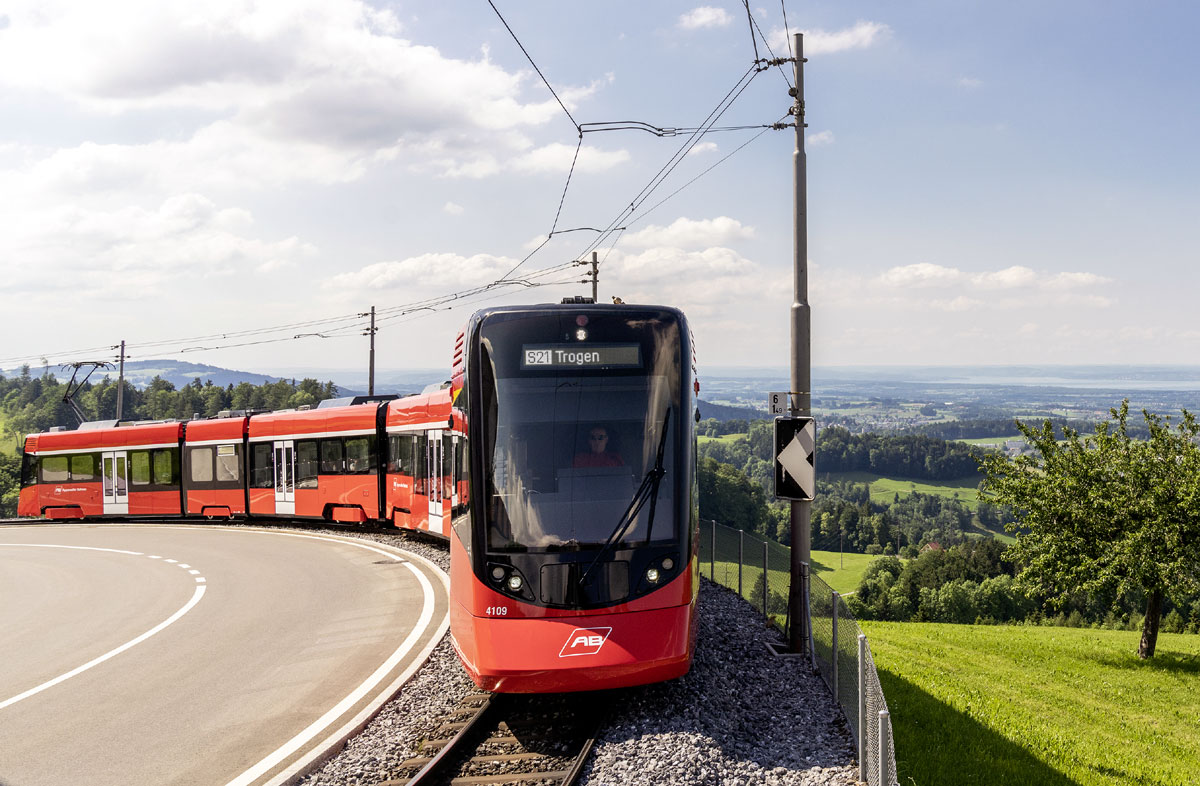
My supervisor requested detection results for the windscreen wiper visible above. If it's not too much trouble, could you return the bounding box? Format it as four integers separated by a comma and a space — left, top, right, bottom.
579, 409, 671, 585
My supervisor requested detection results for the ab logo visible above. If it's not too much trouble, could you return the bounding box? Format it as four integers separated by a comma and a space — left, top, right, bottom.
558, 626, 612, 657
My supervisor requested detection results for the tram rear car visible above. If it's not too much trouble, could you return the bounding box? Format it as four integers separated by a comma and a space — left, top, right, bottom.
450, 303, 699, 693
18, 421, 184, 519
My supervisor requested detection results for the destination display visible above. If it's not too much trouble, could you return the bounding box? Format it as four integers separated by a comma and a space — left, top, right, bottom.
521, 343, 642, 370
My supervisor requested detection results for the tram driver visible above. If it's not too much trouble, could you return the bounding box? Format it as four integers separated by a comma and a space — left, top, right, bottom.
573, 425, 624, 468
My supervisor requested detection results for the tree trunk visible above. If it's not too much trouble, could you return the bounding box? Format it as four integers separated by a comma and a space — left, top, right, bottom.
1138, 588, 1164, 659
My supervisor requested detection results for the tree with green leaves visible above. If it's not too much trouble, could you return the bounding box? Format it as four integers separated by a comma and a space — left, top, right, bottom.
981, 401, 1200, 658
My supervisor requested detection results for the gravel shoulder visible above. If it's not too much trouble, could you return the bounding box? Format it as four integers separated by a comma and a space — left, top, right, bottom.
292, 528, 857, 786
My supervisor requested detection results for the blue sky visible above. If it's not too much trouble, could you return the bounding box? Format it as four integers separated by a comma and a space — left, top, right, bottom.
0, 1, 1196, 374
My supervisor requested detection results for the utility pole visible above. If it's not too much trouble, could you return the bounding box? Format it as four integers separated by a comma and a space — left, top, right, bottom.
787, 32, 812, 655
589, 251, 598, 301
365, 306, 377, 396
115, 340, 126, 422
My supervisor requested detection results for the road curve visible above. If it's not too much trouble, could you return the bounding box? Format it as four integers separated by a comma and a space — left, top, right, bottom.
0, 523, 448, 786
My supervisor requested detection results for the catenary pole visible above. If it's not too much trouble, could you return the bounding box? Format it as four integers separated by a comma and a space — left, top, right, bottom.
590, 251, 598, 302
787, 32, 812, 655
116, 340, 126, 422
368, 306, 376, 396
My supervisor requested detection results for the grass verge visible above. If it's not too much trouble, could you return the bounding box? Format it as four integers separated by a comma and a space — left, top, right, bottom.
860, 622, 1200, 786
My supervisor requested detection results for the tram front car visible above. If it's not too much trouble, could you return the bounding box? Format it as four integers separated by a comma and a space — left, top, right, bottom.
450, 302, 699, 693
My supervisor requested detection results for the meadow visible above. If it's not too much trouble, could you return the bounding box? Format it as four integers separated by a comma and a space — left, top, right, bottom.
859, 622, 1200, 786
822, 470, 983, 508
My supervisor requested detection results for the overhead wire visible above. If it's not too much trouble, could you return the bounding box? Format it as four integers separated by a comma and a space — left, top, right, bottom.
486, 0, 579, 133
5, 8, 792, 371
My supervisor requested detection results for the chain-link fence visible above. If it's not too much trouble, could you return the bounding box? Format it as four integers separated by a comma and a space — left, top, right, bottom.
699, 520, 899, 786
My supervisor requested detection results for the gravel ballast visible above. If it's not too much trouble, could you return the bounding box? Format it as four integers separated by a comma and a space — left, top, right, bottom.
297, 529, 857, 786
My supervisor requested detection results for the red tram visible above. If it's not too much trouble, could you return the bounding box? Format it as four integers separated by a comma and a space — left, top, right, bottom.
16, 301, 698, 693
448, 303, 699, 692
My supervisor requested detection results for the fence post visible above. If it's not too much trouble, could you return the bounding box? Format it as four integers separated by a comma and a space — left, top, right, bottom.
858, 634, 867, 783
729, 532, 739, 600
803, 562, 815, 665
761, 540, 769, 616
831, 590, 840, 703
879, 710, 892, 786
710, 521, 716, 580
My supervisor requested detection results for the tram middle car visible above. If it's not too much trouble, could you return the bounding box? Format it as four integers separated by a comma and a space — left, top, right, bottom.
450, 302, 699, 693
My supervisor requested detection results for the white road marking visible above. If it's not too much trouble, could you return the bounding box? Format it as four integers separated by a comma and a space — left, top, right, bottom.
0, 544, 143, 556
224, 534, 439, 786
0, 586, 206, 711
189, 569, 201, 575
0, 543, 206, 711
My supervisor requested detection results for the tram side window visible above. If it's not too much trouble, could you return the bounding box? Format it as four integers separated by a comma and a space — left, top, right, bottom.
130, 451, 152, 486
295, 440, 319, 488
414, 435, 428, 495
215, 445, 239, 482
346, 436, 375, 474
320, 439, 344, 475
41, 456, 69, 483
389, 435, 416, 475
190, 447, 214, 483
69, 453, 99, 482
250, 443, 273, 488
442, 434, 453, 497
20, 450, 37, 487
154, 449, 180, 485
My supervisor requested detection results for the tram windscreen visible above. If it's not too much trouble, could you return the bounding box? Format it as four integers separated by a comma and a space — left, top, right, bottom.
480, 311, 682, 552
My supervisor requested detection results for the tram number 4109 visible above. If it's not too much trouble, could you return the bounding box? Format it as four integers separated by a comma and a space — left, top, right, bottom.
486, 606, 509, 616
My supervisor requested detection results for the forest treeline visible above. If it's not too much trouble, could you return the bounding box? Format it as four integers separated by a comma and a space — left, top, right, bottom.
848, 539, 1200, 635
1, 365, 339, 442
0, 367, 340, 515
697, 419, 1012, 555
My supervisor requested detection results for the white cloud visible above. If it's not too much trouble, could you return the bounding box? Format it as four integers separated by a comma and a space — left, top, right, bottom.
875, 263, 1112, 295
326, 253, 518, 291
679, 7, 733, 30
807, 130, 835, 147
443, 202, 464, 215
878, 262, 962, 288
687, 141, 719, 156
624, 217, 755, 250
511, 142, 631, 176
770, 21, 890, 55
957, 76, 983, 89
931, 296, 983, 312
0, 193, 317, 299
0, 0, 616, 189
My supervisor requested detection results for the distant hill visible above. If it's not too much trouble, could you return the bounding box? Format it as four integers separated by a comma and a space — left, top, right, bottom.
0, 359, 447, 397
697, 400, 765, 422
8, 360, 306, 392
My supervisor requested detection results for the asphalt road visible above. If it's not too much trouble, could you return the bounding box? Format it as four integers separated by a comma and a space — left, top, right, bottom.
0, 523, 448, 786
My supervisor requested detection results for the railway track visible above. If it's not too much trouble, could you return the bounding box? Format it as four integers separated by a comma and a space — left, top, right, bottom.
390, 691, 610, 786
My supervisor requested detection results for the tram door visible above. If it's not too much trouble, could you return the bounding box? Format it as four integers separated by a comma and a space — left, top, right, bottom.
427, 430, 443, 534
274, 440, 295, 515
101, 450, 128, 515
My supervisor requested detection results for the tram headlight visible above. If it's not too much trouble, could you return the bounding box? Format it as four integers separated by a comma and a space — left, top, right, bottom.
506, 574, 524, 591
646, 567, 661, 584
661, 557, 675, 571
491, 565, 506, 582
575, 328, 588, 341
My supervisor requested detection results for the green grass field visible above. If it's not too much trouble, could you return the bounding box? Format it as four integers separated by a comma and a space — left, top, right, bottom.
0, 411, 17, 456
823, 470, 983, 508
859, 622, 1200, 786
959, 435, 1022, 446
705, 539, 879, 599
697, 432, 748, 445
